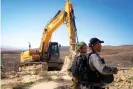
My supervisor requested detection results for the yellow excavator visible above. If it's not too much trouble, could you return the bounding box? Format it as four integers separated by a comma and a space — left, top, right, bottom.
19, 0, 78, 73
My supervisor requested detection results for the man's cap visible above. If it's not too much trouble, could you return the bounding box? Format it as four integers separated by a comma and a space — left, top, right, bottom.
89, 37, 104, 47
76, 41, 87, 51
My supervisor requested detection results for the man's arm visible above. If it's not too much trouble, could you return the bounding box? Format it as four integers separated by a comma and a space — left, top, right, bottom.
89, 54, 117, 75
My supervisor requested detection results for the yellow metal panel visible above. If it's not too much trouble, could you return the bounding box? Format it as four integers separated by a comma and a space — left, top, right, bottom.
39, 11, 65, 53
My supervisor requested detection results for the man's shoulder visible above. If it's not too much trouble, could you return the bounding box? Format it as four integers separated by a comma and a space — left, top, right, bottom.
86, 52, 97, 57
90, 53, 98, 57
87, 52, 101, 62
74, 54, 86, 59
88, 53, 104, 63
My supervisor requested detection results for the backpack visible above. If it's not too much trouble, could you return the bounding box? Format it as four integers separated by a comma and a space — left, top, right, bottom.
70, 53, 101, 82
70, 53, 114, 84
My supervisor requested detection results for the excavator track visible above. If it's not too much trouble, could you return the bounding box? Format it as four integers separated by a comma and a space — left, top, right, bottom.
19, 62, 48, 75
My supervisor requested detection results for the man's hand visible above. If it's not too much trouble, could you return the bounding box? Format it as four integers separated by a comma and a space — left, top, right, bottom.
72, 77, 78, 82
113, 67, 118, 74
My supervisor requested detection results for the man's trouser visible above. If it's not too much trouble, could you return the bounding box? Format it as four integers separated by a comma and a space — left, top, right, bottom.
70, 78, 80, 89
80, 84, 105, 89
71, 82, 80, 89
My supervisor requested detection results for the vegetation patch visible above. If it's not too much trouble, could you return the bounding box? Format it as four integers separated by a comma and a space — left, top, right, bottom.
13, 82, 33, 89
129, 76, 133, 80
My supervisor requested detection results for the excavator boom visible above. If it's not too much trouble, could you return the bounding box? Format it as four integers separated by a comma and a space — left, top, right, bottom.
39, 1, 78, 58
39, 10, 66, 54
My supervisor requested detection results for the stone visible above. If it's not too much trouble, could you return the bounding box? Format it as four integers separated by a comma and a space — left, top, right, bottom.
120, 75, 126, 81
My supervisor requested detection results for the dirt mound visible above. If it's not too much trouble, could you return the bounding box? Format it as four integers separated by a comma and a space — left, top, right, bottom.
110, 68, 133, 89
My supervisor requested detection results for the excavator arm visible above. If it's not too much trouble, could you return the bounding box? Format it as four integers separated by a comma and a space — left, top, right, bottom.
39, 10, 66, 54
39, 1, 78, 58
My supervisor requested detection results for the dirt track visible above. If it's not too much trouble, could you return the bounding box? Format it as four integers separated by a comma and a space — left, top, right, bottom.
1, 69, 133, 89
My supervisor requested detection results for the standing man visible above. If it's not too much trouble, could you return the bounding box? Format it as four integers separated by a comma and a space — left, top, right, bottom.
80, 37, 118, 89
69, 41, 87, 89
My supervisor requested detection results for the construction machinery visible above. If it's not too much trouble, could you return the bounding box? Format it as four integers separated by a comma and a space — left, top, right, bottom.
19, 0, 78, 74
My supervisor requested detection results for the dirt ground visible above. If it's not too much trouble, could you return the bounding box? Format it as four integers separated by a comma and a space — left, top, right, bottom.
1, 45, 133, 89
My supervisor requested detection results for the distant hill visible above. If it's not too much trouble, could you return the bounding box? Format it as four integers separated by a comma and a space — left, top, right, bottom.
1, 45, 133, 54
60, 46, 69, 51
1, 46, 22, 51
1, 46, 70, 54
1, 46, 22, 54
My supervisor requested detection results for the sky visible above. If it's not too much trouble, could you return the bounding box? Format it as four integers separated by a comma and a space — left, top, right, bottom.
1, 0, 133, 49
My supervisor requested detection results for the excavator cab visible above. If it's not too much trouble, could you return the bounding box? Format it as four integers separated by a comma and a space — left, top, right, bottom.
49, 42, 60, 58
47, 42, 62, 70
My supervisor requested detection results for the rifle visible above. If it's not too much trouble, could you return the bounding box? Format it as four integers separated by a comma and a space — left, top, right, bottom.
118, 68, 130, 71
